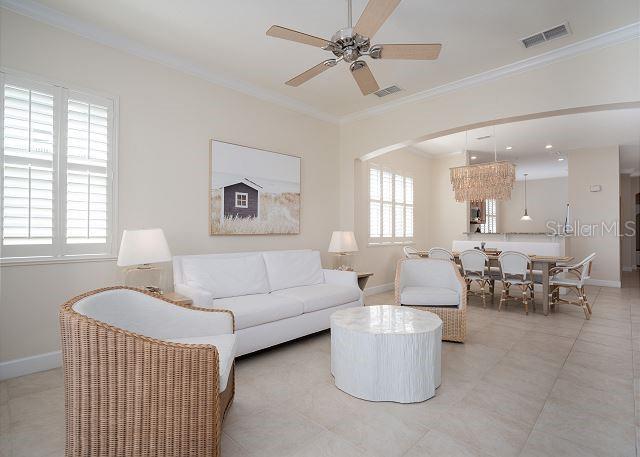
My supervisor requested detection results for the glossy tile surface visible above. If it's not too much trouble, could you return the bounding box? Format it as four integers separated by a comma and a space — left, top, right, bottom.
1, 273, 639, 457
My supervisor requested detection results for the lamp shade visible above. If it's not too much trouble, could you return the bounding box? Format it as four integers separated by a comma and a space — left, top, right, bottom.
328, 231, 359, 253
117, 229, 172, 267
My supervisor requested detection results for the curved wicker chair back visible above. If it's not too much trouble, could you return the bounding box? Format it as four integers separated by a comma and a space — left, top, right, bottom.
575, 253, 597, 284
428, 247, 454, 261
498, 251, 532, 282
460, 249, 488, 276
59, 287, 235, 457
403, 246, 420, 258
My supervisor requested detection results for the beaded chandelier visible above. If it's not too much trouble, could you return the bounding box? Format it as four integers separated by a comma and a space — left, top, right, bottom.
449, 127, 516, 202
450, 161, 516, 202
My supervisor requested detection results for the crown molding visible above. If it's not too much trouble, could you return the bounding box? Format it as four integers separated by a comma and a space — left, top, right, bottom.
340, 21, 640, 124
0, 0, 339, 125
3, 0, 638, 127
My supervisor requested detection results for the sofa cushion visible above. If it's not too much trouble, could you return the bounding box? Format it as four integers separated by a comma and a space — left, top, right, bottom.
165, 334, 236, 391
212, 294, 304, 330
182, 253, 269, 299
262, 250, 323, 291
400, 286, 459, 307
272, 283, 361, 313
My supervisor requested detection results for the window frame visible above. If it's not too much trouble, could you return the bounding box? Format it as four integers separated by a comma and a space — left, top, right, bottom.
368, 164, 415, 246
234, 192, 248, 208
0, 69, 119, 265
480, 199, 498, 234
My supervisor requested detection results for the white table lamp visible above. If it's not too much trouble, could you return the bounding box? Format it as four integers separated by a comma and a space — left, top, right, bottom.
328, 231, 359, 271
117, 228, 171, 293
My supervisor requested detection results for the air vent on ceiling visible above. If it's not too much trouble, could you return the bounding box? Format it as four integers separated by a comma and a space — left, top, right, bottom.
374, 85, 403, 97
521, 22, 571, 48
476, 135, 492, 140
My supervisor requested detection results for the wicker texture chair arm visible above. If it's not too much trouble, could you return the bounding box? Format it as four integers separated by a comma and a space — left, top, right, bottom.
59, 287, 231, 457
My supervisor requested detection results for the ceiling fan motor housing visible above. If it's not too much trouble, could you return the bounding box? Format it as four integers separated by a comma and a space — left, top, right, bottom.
328, 28, 371, 62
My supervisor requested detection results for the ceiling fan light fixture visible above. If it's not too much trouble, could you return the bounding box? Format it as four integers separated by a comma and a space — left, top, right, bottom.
266, 0, 442, 95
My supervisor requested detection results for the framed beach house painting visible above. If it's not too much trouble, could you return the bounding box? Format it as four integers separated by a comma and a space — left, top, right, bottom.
209, 140, 301, 235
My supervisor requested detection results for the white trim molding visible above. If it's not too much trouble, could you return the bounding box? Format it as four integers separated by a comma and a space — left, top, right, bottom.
341, 21, 640, 124
2, 0, 638, 126
0, 350, 62, 381
363, 282, 394, 296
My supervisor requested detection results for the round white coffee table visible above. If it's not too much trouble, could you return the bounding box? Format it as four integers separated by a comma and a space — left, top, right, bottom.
330, 305, 442, 403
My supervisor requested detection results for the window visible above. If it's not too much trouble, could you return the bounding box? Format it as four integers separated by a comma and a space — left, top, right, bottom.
1, 73, 117, 261
235, 192, 248, 208
480, 199, 497, 233
369, 165, 413, 243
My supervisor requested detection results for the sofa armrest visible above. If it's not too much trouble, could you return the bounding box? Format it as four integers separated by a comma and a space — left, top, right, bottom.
322, 269, 358, 287
175, 283, 214, 308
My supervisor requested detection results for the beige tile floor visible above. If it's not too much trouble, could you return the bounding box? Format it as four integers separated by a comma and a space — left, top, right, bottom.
1, 272, 639, 457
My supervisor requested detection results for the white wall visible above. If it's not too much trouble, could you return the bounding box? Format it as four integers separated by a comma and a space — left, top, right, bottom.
567, 146, 621, 285
498, 177, 568, 233
353, 149, 431, 289
0, 10, 340, 364
620, 174, 640, 271
338, 39, 640, 229
427, 154, 467, 250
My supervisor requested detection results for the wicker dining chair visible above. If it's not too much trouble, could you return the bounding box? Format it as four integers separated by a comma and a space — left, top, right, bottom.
59, 287, 236, 457
459, 249, 496, 307
427, 247, 455, 260
498, 251, 535, 315
549, 253, 596, 319
403, 246, 420, 258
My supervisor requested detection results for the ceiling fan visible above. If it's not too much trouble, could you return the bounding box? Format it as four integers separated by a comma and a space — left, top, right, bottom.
266, 0, 442, 95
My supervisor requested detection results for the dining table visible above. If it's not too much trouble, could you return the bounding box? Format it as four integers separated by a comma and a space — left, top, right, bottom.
417, 250, 574, 316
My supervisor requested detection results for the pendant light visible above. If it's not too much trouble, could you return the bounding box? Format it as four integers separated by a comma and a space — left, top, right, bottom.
521, 173, 532, 221
450, 126, 516, 202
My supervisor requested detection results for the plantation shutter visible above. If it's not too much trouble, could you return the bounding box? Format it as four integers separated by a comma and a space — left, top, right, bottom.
64, 93, 113, 254
1, 73, 116, 262
368, 165, 414, 243
1, 81, 56, 257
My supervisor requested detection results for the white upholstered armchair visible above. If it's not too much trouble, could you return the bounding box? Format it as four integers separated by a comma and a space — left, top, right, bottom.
395, 258, 467, 342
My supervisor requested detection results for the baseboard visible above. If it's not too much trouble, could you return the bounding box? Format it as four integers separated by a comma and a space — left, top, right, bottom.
586, 279, 621, 288
0, 350, 62, 381
364, 282, 394, 296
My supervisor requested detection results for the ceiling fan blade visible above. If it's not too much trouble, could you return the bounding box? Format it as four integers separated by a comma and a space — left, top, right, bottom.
266, 25, 333, 48
354, 0, 402, 39
285, 60, 337, 87
350, 61, 380, 95
371, 43, 442, 60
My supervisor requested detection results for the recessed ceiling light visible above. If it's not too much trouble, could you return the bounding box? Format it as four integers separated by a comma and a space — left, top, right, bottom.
505, 146, 513, 150
558, 157, 565, 162
545, 144, 553, 149
470, 156, 477, 160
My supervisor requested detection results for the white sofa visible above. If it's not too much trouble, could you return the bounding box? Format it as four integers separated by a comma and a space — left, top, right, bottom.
173, 249, 363, 356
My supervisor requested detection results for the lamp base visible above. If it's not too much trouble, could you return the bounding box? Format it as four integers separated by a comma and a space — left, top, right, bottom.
333, 253, 356, 271
124, 265, 164, 294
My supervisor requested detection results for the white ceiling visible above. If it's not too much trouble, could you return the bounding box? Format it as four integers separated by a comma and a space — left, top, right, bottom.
412, 108, 640, 180
20, 0, 640, 117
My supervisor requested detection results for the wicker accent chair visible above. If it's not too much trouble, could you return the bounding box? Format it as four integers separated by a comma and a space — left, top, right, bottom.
59, 287, 236, 457
395, 258, 467, 342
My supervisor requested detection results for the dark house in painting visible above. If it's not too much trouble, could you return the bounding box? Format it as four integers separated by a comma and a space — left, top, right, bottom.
222, 180, 261, 218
